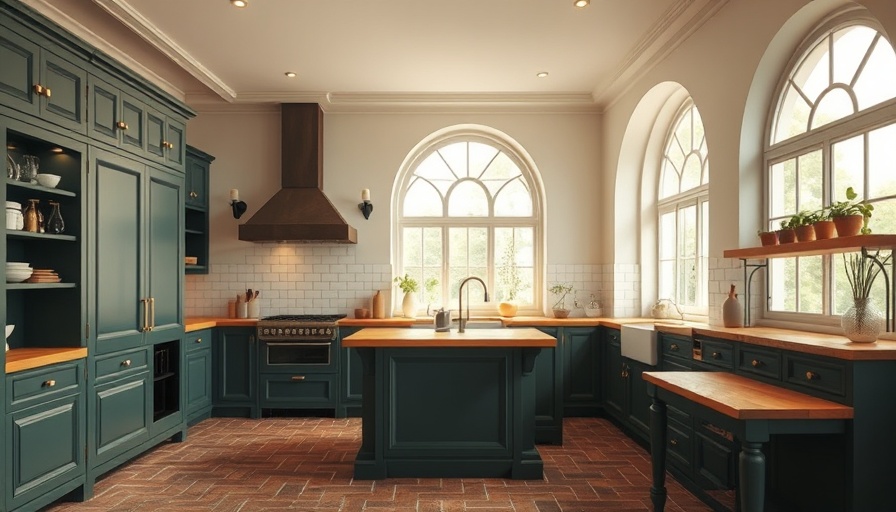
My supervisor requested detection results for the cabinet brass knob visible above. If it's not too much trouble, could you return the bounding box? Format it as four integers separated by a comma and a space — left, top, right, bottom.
712, 352, 721, 359
122, 359, 132, 367
805, 371, 818, 381
752, 359, 762, 367
44, 87, 51, 98
116, 121, 129, 130
670, 343, 679, 351
291, 376, 306, 381
195, 338, 202, 344
669, 438, 678, 446
44, 379, 56, 387
33, 84, 44, 95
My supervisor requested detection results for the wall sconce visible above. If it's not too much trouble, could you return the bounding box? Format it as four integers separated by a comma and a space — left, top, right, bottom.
230, 188, 247, 219
358, 188, 373, 220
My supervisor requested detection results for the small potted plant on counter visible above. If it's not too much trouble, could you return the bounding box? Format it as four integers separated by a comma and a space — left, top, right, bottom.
394, 273, 419, 318
830, 186, 874, 236
549, 283, 574, 318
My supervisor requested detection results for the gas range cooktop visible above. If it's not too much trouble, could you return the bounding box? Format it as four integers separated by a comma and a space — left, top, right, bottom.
256, 314, 346, 341
260, 314, 346, 324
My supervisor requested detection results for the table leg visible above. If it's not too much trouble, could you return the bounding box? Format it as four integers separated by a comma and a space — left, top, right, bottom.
739, 441, 766, 512
649, 397, 668, 512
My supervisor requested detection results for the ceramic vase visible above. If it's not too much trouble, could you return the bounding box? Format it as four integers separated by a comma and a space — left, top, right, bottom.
401, 291, 417, 318
841, 297, 883, 343
722, 284, 744, 327
372, 290, 385, 319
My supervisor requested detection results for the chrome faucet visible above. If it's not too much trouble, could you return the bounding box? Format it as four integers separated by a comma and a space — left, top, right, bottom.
458, 277, 489, 333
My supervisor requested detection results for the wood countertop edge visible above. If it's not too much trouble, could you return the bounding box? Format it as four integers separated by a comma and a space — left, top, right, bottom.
6, 347, 88, 374
343, 326, 557, 348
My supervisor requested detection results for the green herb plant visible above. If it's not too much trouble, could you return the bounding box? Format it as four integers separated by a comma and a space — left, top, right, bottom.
548, 283, 574, 310
394, 274, 419, 294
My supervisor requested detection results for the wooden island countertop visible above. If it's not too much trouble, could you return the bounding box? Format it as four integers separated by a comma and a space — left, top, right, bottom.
342, 327, 556, 348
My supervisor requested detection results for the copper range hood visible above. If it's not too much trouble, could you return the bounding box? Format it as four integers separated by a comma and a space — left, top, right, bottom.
238, 103, 357, 243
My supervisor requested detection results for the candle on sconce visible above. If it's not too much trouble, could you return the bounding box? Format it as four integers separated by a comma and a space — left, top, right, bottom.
230, 188, 240, 201
361, 189, 370, 202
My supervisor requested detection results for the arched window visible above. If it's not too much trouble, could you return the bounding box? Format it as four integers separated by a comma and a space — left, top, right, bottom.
657, 100, 709, 315
765, 19, 896, 322
396, 131, 542, 314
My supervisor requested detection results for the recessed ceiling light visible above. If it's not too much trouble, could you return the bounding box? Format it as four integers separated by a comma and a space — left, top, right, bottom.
231, 0, 248, 8
573, 0, 590, 7
285, 71, 297, 78
536, 72, 549, 78
51, 147, 64, 153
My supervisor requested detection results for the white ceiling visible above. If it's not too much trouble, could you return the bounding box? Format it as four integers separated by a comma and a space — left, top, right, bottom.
24, 0, 725, 110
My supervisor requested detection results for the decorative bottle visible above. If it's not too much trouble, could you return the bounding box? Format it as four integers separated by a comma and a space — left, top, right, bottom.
46, 201, 64, 234
372, 290, 385, 319
22, 199, 39, 233
722, 284, 744, 328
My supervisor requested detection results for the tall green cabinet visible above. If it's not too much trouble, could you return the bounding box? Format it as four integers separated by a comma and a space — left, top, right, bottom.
0, 0, 193, 508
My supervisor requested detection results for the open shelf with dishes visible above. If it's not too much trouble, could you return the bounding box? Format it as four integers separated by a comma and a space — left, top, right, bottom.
5, 124, 85, 353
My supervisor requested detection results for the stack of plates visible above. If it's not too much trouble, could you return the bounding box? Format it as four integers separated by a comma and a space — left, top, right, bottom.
27, 269, 61, 283
6, 262, 33, 283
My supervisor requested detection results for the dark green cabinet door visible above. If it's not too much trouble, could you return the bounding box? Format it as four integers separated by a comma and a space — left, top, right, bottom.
39, 50, 86, 133
146, 108, 185, 168
7, 393, 85, 509
626, 359, 652, 439
87, 75, 120, 144
185, 149, 209, 209
144, 166, 183, 345
146, 110, 165, 159
89, 150, 144, 354
92, 372, 151, 467
338, 327, 362, 417
603, 329, 625, 419
185, 348, 212, 420
213, 328, 257, 417
0, 27, 40, 116
165, 117, 185, 167
531, 327, 562, 444
120, 93, 145, 153
562, 327, 600, 415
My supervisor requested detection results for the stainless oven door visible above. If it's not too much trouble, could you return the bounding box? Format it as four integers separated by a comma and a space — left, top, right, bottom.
259, 340, 334, 373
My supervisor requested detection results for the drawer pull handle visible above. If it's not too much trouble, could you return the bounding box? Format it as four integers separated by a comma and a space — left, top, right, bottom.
122, 359, 132, 367
291, 376, 306, 381
195, 338, 202, 344
670, 343, 679, 351
751, 359, 762, 368
669, 438, 678, 446
712, 351, 722, 359
805, 371, 818, 381
43, 379, 56, 387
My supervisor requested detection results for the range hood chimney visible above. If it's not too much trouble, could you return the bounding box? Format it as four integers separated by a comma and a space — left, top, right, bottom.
238, 103, 358, 244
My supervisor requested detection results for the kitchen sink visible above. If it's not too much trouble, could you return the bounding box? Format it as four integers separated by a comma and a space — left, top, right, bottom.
412, 320, 504, 330
620, 323, 657, 365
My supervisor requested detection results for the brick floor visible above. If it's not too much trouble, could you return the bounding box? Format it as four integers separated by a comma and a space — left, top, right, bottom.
43, 417, 712, 511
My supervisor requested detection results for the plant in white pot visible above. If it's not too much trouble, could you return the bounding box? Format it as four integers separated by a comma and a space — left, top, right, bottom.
840, 251, 889, 342
549, 283, 574, 318
496, 246, 522, 317
394, 274, 420, 318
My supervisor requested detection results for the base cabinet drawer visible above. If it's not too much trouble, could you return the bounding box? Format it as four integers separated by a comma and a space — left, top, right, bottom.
8, 361, 82, 411
92, 372, 151, 467
784, 353, 848, 401
259, 374, 337, 408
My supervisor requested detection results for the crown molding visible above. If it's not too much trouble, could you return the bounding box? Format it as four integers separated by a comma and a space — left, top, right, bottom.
592, 0, 729, 107
90, 0, 236, 102
19, 0, 187, 101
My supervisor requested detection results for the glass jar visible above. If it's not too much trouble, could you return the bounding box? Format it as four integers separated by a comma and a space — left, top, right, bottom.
46, 201, 64, 234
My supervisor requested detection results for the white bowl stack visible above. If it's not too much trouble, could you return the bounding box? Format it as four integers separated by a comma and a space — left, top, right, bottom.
6, 262, 33, 283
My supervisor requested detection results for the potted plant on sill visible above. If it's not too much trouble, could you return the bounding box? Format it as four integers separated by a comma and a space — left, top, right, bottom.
777, 218, 796, 244
549, 283, 574, 318
812, 207, 837, 240
840, 251, 890, 342
757, 229, 778, 247
394, 273, 419, 318
497, 246, 522, 317
830, 186, 874, 237
788, 210, 819, 242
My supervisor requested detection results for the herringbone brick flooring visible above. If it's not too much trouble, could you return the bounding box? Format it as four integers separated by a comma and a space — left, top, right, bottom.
44, 417, 712, 511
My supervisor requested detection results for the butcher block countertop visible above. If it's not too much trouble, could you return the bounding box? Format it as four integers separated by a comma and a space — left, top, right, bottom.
6, 347, 88, 374
342, 327, 557, 348
643, 371, 854, 420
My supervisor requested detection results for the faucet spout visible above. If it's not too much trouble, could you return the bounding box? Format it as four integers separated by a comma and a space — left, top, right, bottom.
458, 276, 489, 333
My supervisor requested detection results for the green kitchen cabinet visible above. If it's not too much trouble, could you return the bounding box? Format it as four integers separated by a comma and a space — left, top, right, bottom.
602, 327, 653, 443
561, 327, 601, 416
146, 106, 186, 169
5, 360, 86, 511
530, 326, 562, 444
0, 20, 87, 134
602, 328, 625, 418
213, 327, 258, 418
338, 326, 363, 417
87, 74, 146, 155
184, 329, 213, 425
88, 148, 184, 355
184, 146, 214, 274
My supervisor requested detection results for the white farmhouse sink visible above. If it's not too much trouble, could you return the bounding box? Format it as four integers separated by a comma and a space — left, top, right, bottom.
620, 323, 657, 366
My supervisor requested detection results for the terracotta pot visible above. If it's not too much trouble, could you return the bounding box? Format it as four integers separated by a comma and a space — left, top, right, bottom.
777, 228, 796, 244
833, 215, 863, 237
758, 232, 778, 246
794, 224, 816, 242
497, 302, 518, 317
813, 220, 836, 240
552, 308, 570, 319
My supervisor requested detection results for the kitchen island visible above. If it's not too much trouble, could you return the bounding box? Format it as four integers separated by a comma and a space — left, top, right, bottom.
342, 327, 556, 480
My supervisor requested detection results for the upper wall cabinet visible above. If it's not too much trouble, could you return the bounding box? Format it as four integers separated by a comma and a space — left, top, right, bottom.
146, 108, 185, 169
88, 74, 146, 155
0, 21, 87, 134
